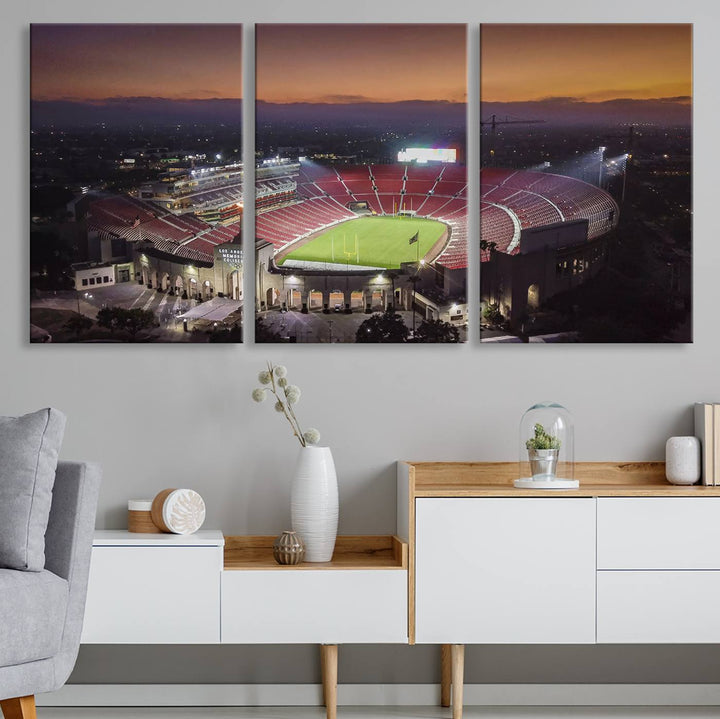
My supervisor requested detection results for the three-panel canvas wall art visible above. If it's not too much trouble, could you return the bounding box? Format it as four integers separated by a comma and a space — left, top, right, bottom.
30, 24, 692, 344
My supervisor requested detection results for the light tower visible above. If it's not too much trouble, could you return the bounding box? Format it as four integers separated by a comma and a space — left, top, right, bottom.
598, 146, 607, 187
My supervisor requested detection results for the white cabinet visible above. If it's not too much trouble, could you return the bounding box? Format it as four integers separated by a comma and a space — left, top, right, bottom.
598, 497, 720, 569
415, 498, 596, 644
597, 570, 720, 643
222, 569, 407, 644
81, 531, 223, 644
597, 497, 720, 644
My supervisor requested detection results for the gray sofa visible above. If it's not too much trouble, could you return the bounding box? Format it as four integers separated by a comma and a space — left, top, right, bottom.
0, 461, 101, 718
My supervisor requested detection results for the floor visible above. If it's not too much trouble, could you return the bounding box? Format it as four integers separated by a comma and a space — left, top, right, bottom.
37, 708, 720, 719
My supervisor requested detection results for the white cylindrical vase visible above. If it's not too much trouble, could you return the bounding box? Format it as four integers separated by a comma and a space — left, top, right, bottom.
665, 436, 701, 485
291, 446, 338, 562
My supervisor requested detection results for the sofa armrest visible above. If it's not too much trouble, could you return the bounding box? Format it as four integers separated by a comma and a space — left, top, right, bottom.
44, 461, 101, 687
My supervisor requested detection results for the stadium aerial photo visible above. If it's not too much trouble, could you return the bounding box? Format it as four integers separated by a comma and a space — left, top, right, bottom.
255, 24, 468, 343
30, 24, 243, 343
480, 24, 692, 343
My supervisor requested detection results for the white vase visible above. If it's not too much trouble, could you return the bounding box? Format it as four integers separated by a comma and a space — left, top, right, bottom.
665, 436, 701, 485
291, 446, 338, 562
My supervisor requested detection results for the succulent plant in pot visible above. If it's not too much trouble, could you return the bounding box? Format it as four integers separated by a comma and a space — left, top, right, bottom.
525, 423, 561, 479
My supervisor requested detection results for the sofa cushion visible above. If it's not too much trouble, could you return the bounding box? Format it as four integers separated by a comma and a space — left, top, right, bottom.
0, 409, 66, 571
0, 568, 69, 667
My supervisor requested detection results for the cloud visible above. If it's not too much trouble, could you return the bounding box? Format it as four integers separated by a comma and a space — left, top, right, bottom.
534, 96, 582, 104
315, 93, 374, 103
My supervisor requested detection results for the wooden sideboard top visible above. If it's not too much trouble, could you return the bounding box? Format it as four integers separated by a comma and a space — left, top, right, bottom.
224, 535, 408, 571
400, 461, 720, 497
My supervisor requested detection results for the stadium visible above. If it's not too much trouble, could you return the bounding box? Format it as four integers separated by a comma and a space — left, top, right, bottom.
254, 158, 617, 329
255, 159, 468, 323
479, 168, 619, 327
78, 162, 244, 313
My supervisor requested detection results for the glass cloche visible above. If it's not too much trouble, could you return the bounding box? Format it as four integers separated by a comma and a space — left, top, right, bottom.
515, 402, 577, 489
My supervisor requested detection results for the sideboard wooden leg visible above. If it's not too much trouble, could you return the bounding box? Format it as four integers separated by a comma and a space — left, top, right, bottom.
451, 644, 465, 719
321, 644, 338, 719
320, 644, 327, 706
441, 644, 452, 707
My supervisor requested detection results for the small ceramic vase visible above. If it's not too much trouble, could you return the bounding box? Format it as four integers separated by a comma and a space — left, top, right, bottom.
665, 436, 701, 485
273, 530, 305, 566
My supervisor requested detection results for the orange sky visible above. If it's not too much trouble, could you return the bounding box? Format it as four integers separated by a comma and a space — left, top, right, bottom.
256, 24, 466, 104
481, 24, 692, 103
31, 25, 242, 101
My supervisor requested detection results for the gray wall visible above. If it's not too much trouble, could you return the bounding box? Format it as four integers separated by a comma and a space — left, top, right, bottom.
9, 0, 719, 686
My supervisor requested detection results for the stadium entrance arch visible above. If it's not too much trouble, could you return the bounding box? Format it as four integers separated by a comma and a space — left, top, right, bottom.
527, 283, 540, 310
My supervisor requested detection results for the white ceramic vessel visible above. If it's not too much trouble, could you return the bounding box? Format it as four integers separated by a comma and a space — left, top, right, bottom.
291, 446, 338, 562
665, 436, 701, 485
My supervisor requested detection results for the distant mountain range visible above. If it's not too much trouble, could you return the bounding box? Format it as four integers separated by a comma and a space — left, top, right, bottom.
481, 97, 691, 127
256, 100, 466, 128
30, 95, 690, 130
31, 97, 244, 128
30, 97, 465, 130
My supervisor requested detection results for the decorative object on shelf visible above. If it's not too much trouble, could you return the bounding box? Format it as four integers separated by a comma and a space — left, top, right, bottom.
291, 445, 338, 562
127, 499, 161, 533
151, 488, 206, 534
515, 402, 578, 489
252, 362, 337, 562
694, 402, 719, 485
665, 436, 701, 485
272, 530, 305, 565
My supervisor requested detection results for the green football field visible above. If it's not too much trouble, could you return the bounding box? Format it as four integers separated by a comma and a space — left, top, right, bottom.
277, 216, 446, 269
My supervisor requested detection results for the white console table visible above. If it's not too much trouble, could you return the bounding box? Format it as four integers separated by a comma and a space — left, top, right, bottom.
82, 532, 407, 719
398, 461, 720, 719
81, 462, 720, 719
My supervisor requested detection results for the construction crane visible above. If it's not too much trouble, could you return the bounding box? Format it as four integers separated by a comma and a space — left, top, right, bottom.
481, 114, 546, 165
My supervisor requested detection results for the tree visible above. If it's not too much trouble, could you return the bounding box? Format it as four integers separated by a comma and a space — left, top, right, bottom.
413, 318, 460, 343
255, 316, 282, 343
124, 308, 158, 339
356, 310, 409, 343
63, 312, 93, 340
96, 307, 123, 335
483, 302, 503, 326
96, 307, 157, 340
208, 324, 243, 343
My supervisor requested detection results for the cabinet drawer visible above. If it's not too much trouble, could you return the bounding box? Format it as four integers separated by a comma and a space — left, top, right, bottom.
221, 570, 407, 644
598, 498, 720, 569
597, 570, 720, 643
415, 498, 596, 644
81, 546, 222, 643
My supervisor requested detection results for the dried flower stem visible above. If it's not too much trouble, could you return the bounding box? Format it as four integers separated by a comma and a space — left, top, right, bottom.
267, 361, 306, 447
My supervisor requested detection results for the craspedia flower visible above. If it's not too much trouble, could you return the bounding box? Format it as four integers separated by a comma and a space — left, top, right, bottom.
274, 401, 285, 413
274, 365, 288, 379
258, 371, 271, 385
285, 385, 301, 405
303, 428, 321, 445
251, 388, 266, 403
